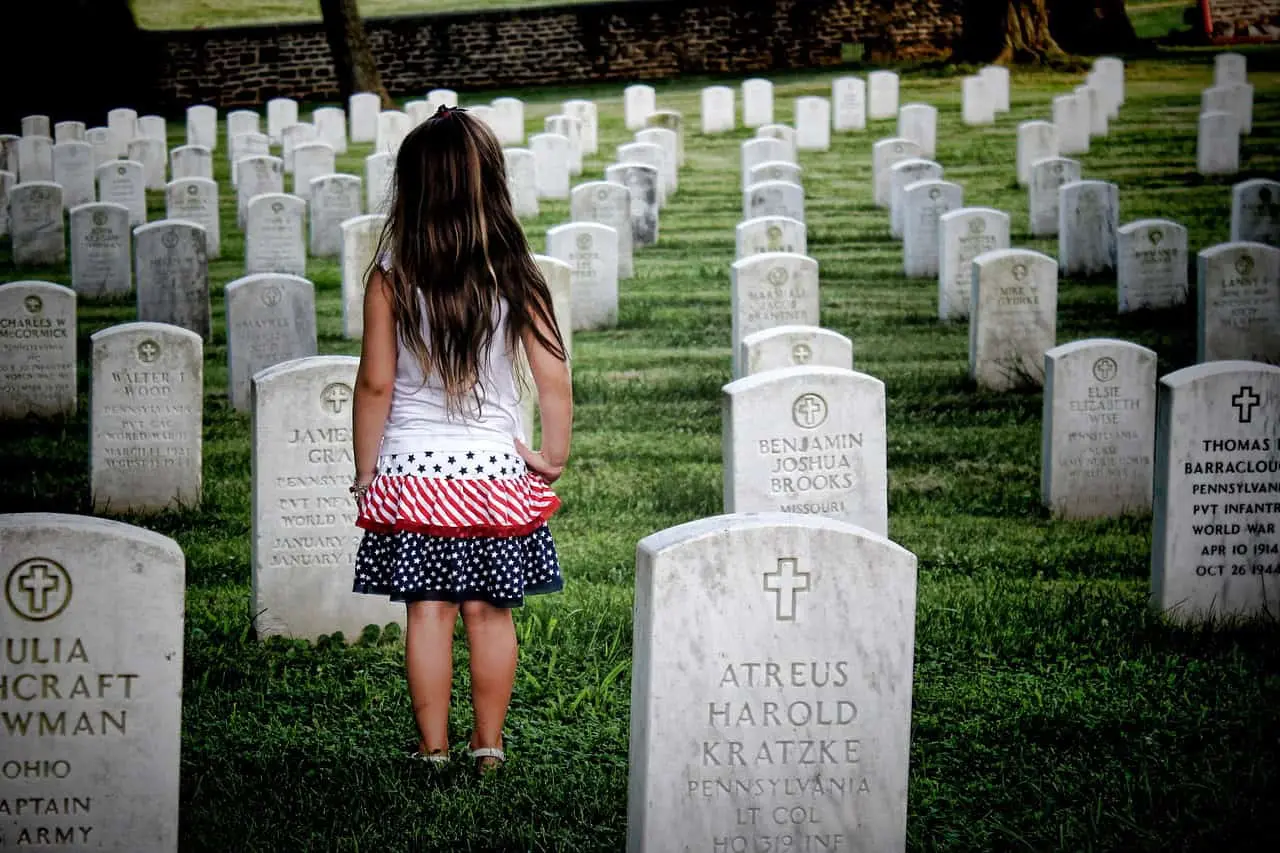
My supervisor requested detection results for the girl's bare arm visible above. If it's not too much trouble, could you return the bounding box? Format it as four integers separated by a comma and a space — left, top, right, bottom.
352, 268, 397, 486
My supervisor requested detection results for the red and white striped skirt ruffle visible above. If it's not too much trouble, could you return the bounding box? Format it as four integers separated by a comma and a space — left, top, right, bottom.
356, 450, 560, 538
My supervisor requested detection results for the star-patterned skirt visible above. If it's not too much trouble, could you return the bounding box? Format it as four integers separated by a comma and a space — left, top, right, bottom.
352, 448, 563, 607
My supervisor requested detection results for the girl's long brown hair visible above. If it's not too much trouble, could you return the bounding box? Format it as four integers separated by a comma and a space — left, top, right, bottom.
371, 105, 567, 415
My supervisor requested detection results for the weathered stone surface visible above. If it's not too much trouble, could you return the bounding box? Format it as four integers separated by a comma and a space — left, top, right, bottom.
165, 177, 221, 259
70, 203, 132, 299
97, 160, 147, 226
0, 281, 76, 418
1117, 219, 1188, 313
701, 86, 735, 134
225, 273, 318, 411
833, 76, 866, 131
868, 70, 900, 119
937, 208, 1010, 321
625, 84, 657, 131
134, 220, 210, 339
730, 252, 819, 377
872, 138, 922, 208
52, 141, 95, 209
1196, 242, 1280, 363
8, 182, 65, 267
1058, 180, 1119, 278
604, 163, 660, 248
309, 174, 363, 258
742, 78, 773, 128
902, 180, 963, 278
571, 180, 633, 278
897, 103, 936, 158
1016, 121, 1058, 188
1231, 178, 1280, 246
738, 324, 852, 378
341, 214, 386, 339
245, 193, 306, 277
736, 216, 806, 259
546, 221, 619, 331
1028, 157, 1082, 237
969, 249, 1058, 391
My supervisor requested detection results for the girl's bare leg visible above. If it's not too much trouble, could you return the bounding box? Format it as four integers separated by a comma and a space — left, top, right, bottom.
461, 600, 517, 759
405, 601, 460, 754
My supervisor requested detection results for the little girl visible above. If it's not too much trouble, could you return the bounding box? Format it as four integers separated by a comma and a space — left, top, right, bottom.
348, 105, 572, 775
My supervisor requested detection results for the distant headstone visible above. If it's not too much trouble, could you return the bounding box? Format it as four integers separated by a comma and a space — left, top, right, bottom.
86, 127, 113, 169
1117, 219, 1188, 313
1201, 84, 1253, 135
547, 222, 619, 331
1231, 178, 1280, 246
1052, 94, 1089, 156
97, 159, 146, 226
126, 137, 165, 190
1151, 360, 1280, 624
535, 254, 574, 362
531, 133, 571, 200
349, 92, 380, 143
375, 111, 410, 155
897, 103, 937, 158
1075, 86, 1107, 138
503, 148, 538, 219
1041, 339, 1157, 519
52, 140, 95, 208
237, 155, 284, 228
634, 129, 678, 197
741, 138, 790, 190
747, 160, 803, 188
341, 213, 385, 339
0, 169, 11, 237
492, 97, 527, 145
0, 135, 19, 175
1028, 157, 1082, 237
962, 75, 994, 125
628, 512, 916, 853
106, 107, 138, 159
565, 99, 600, 155
225, 274, 318, 411
267, 97, 299, 145
170, 144, 213, 181
251, 356, 405, 640
902, 180, 963, 278
938, 208, 1011, 321
0, 513, 184, 851
404, 97, 428, 126
730, 252, 819, 377
90, 321, 203, 513
312, 106, 348, 154
722, 367, 888, 533
700, 86, 735, 134
755, 124, 798, 163
246, 193, 306, 277
1197, 111, 1239, 176
571, 180, 633, 278
364, 151, 393, 214
21, 115, 51, 138
744, 180, 805, 222
736, 215, 807, 259
56, 121, 87, 143
605, 163, 660, 248
281, 122, 318, 173
868, 70, 900, 119
1058, 180, 1119, 278
138, 115, 166, 144
0, 281, 76, 418
742, 78, 774, 128
17, 135, 53, 183
889, 159, 943, 239
230, 132, 269, 187
1213, 52, 1247, 86
872, 138, 922, 208
1093, 56, 1125, 117
70, 202, 132, 299
833, 76, 867, 131
969, 249, 1058, 390
292, 141, 336, 201
187, 104, 217, 150
134, 221, 210, 339
1197, 242, 1280, 363
618, 141, 668, 206
1016, 121, 1058, 187
645, 109, 684, 165
980, 65, 1011, 112
547, 114, 584, 176
8, 182, 65, 266
309, 173, 362, 258
794, 97, 831, 151
625, 84, 657, 131
427, 88, 458, 110
738, 325, 852, 378
226, 110, 260, 156
165, 177, 221, 259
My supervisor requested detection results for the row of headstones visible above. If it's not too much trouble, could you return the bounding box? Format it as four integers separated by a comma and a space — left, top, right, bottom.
1197, 51, 1255, 176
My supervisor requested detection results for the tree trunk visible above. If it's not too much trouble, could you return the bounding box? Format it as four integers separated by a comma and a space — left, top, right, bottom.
998, 0, 1067, 63
1048, 0, 1138, 55
319, 0, 392, 107
953, 0, 1135, 64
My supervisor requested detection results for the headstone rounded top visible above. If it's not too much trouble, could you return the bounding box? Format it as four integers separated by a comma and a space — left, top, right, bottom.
738, 214, 806, 230
743, 178, 804, 193
1198, 240, 1277, 260
1044, 337, 1157, 360
252, 354, 359, 389
310, 172, 360, 187
90, 320, 203, 347
939, 206, 1010, 224
340, 212, 387, 230
533, 253, 573, 274
723, 364, 883, 398
545, 221, 617, 241
226, 272, 312, 294
1118, 217, 1185, 236
637, 511, 910, 562
0, 512, 184, 560
1160, 359, 1280, 388
133, 219, 207, 237
0, 279, 74, 298
247, 192, 305, 212
973, 247, 1057, 268
730, 249, 816, 273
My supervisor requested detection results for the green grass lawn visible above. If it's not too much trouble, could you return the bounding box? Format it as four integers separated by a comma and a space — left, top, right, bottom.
130, 0, 605, 30
1126, 1, 1198, 41
3, 55, 1280, 850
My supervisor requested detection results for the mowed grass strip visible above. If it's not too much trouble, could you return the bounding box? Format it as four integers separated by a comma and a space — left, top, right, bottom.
2, 53, 1279, 850
131, 0, 609, 30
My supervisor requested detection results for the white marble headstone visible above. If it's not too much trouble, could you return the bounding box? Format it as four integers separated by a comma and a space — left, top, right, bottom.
97, 159, 146, 226
170, 144, 213, 181
980, 65, 1011, 113
225, 273, 318, 411
427, 89, 458, 110
969, 249, 1058, 391
237, 155, 284, 228
1029, 157, 1082, 237
186, 104, 217, 150
889, 159, 943, 240
312, 106, 348, 155
896, 104, 937, 158
867, 71, 900, 120
267, 98, 299, 145
70, 202, 132, 299
374, 111, 410, 156
700, 86, 735, 134
348, 92, 379, 143
0, 513, 184, 851
491, 97, 526, 145
86, 127, 113, 169
503, 148, 538, 219
741, 138, 790, 190
1196, 242, 1280, 363
564, 99, 600, 155
1042, 338, 1157, 519
309, 173, 363, 258
531, 133, 571, 200
736, 215, 807, 260
1231, 178, 1280, 246
625, 84, 657, 131
747, 161, 803, 188
8, 182, 65, 266
604, 163, 660, 248
134, 221, 210, 339
0, 281, 76, 418
902, 180, 963, 278
738, 325, 852, 378
341, 213, 386, 339
1197, 111, 1239, 176
251, 356, 405, 640
1016, 121, 1058, 188
1151, 360, 1279, 624
292, 141, 336, 200
364, 151, 393, 215
90, 321, 203, 513
245, 192, 307, 278
1213, 52, 1247, 87
938, 208, 1010, 322
1117, 219, 1188, 313
547, 222, 619, 331
962, 75, 994, 125
17, 135, 54, 183
744, 180, 805, 222
226, 110, 260, 156
106, 107, 138, 159
634, 129, 678, 196
755, 124, 798, 163
628, 512, 916, 853
571, 180, 633, 278
1058, 180, 1119, 278
165, 177, 221, 259
832, 76, 867, 131
722, 367, 888, 533
230, 132, 269, 187
125, 136, 165, 189
281, 122, 318, 173
872, 138, 922, 208
1052, 94, 1089, 156
21, 115, 51, 138
52, 140, 95, 209
730, 252, 819, 377
138, 115, 166, 145
742, 78, 774, 128
794, 97, 831, 151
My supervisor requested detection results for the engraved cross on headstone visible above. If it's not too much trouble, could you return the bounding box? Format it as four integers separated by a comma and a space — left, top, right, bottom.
1232, 386, 1261, 424
18, 563, 60, 615
763, 558, 810, 621
322, 384, 352, 414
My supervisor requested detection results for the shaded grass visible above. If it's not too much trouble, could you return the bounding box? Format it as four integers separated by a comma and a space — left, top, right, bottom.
3, 53, 1280, 851
130, 0, 610, 30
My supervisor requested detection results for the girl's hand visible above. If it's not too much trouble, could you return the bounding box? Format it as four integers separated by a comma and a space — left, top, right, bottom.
514, 439, 564, 484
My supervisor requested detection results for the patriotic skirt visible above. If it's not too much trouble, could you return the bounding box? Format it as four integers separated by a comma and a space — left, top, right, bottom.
352, 448, 563, 607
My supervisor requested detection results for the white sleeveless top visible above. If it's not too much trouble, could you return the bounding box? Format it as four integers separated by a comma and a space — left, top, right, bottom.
380, 294, 527, 457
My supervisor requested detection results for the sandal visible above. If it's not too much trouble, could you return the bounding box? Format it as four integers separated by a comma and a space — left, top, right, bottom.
470, 746, 505, 776
408, 745, 451, 765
